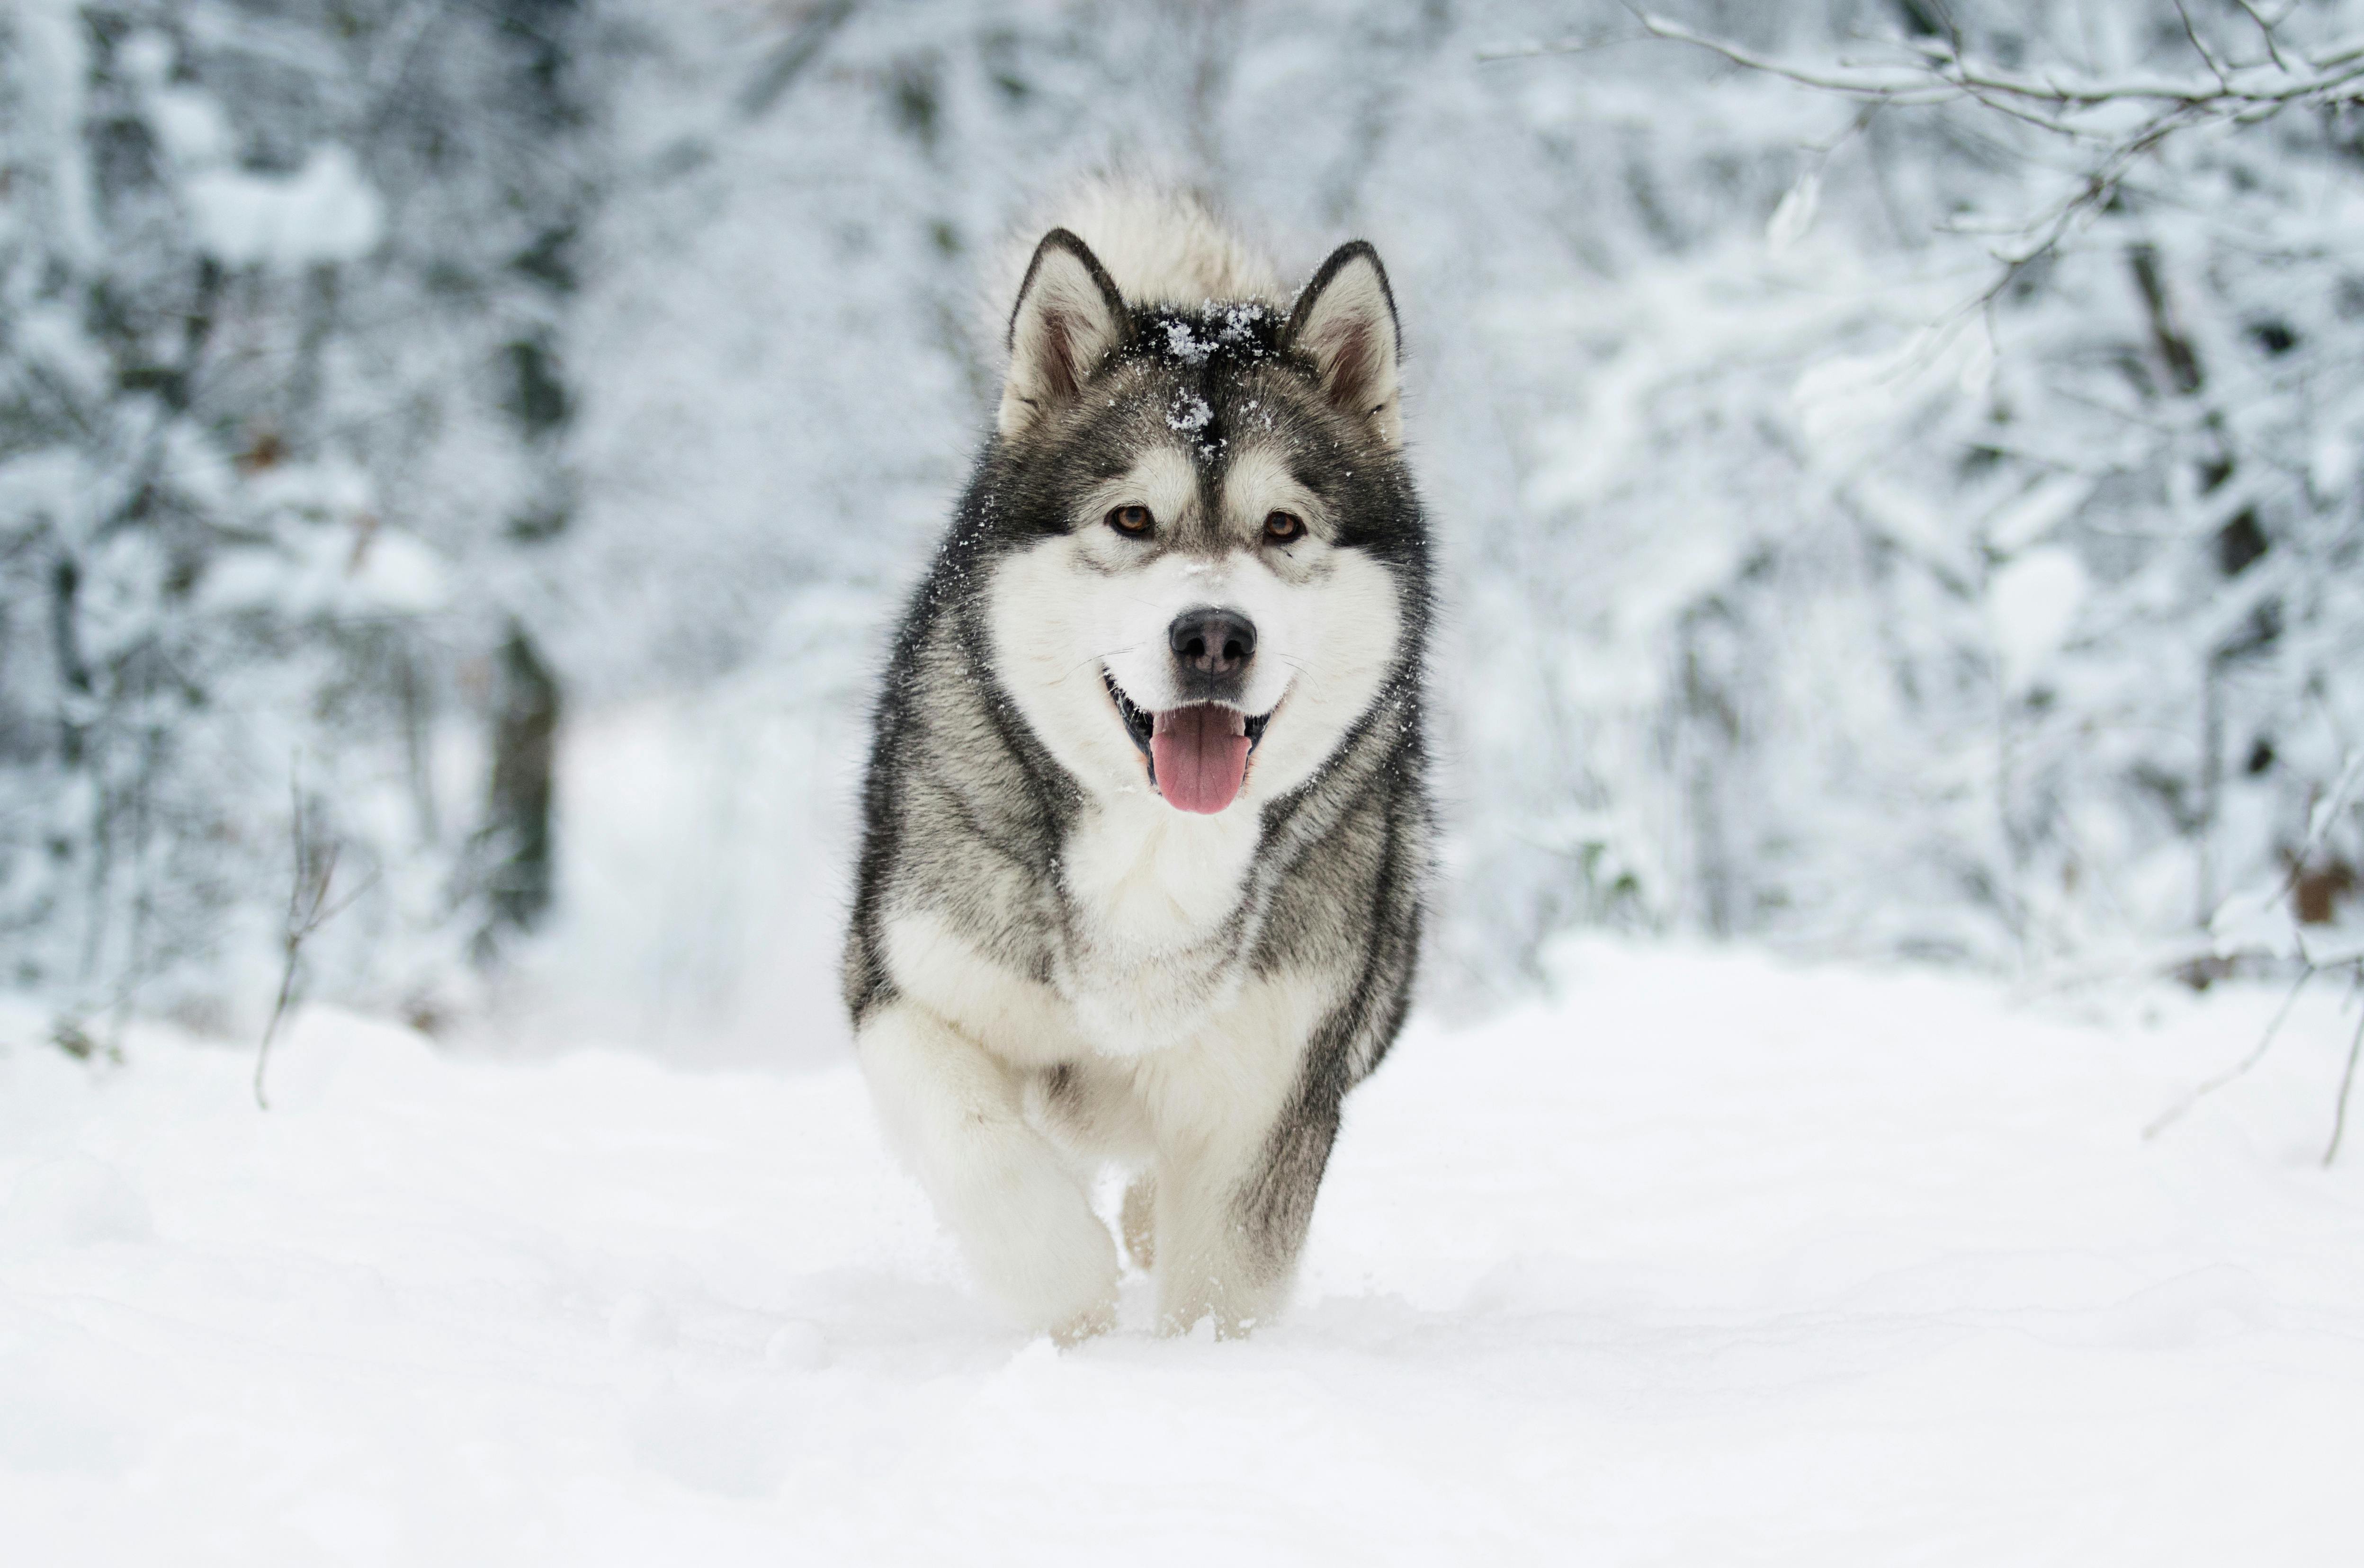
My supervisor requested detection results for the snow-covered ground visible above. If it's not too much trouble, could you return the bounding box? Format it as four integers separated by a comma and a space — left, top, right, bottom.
5, 944, 2361, 1564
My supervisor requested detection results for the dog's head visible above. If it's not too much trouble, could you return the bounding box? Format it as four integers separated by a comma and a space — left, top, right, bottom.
979, 229, 1427, 817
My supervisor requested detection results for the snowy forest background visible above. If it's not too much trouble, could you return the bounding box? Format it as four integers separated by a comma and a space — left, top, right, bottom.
5, 0, 2362, 1065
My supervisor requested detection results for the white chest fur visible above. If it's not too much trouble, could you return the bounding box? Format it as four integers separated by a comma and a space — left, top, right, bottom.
1058, 792, 1260, 950
882, 795, 1267, 1064
1052, 793, 1263, 1055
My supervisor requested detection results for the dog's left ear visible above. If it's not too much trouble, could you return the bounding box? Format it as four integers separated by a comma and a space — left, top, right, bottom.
1284, 241, 1403, 447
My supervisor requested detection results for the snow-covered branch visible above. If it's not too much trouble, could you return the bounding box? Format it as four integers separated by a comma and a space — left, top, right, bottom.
1486, 7, 2364, 121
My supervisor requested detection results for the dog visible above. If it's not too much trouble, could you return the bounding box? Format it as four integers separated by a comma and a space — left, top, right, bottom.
843, 185, 1433, 1341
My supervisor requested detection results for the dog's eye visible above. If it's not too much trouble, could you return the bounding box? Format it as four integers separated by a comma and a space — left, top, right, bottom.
1107, 505, 1154, 537
1263, 511, 1306, 543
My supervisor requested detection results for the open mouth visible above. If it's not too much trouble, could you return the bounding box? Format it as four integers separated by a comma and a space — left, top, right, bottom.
1104, 671, 1272, 815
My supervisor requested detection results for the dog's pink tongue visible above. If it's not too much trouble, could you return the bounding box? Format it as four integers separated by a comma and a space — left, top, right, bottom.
1151, 705, 1251, 814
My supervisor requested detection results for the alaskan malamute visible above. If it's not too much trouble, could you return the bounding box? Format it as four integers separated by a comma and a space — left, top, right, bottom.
844, 185, 1433, 1340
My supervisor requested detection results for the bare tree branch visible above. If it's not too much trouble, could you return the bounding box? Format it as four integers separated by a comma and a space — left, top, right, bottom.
2145, 964, 2312, 1139
738, 0, 859, 119
254, 765, 378, 1111
2171, 0, 2234, 95
2232, 1, 2292, 73
2329, 988, 2364, 1167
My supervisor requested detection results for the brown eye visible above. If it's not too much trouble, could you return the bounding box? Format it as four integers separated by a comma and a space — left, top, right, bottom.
1107, 505, 1153, 536
1264, 510, 1306, 543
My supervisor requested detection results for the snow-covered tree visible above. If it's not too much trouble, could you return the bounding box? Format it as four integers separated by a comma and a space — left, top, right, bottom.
0, 0, 600, 1035
1478, 0, 2364, 977
8, 0, 2359, 1046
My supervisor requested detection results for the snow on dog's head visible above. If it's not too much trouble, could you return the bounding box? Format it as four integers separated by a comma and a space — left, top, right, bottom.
982, 226, 1427, 816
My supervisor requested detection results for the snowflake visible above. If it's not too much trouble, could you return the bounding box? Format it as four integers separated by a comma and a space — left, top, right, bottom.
1214, 303, 1267, 345
1160, 320, 1212, 365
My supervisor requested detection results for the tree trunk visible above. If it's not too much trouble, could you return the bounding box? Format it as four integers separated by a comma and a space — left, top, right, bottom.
480, 622, 561, 949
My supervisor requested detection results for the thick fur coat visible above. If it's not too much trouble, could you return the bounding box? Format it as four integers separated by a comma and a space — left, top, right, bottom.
844, 187, 1432, 1340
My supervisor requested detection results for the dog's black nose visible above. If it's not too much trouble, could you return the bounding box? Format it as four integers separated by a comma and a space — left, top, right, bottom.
1169, 607, 1257, 681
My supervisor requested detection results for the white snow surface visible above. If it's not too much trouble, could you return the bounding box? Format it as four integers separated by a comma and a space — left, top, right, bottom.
4, 944, 2361, 1563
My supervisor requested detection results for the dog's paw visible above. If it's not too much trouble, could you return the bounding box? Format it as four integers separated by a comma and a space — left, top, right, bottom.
1049, 1295, 1118, 1347
955, 1152, 1121, 1338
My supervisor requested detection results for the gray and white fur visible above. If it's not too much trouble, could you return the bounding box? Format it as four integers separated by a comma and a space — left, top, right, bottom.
844, 185, 1433, 1341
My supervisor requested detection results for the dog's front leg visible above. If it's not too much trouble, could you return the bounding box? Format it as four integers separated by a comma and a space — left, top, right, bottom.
1148, 1073, 1341, 1339
858, 1000, 1119, 1342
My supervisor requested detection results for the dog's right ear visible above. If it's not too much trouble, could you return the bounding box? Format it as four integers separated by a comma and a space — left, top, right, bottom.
999, 229, 1130, 440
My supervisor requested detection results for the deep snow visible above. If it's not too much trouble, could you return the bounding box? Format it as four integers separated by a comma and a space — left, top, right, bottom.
4, 944, 2362, 1564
